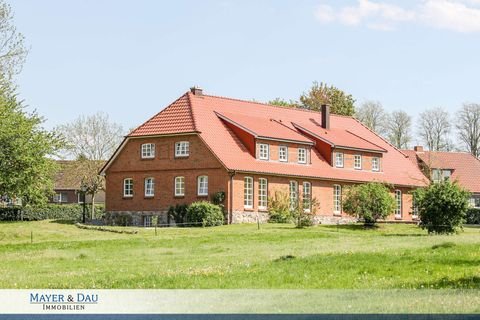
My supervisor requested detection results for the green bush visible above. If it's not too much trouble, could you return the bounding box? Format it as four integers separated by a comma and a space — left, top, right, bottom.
0, 207, 21, 221
102, 212, 133, 226
414, 181, 470, 234
465, 208, 480, 224
268, 191, 293, 223
168, 204, 188, 225
343, 182, 396, 226
23, 204, 105, 221
186, 201, 224, 227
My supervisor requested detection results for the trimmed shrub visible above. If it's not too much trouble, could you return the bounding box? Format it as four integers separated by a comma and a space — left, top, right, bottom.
466, 208, 480, 225
168, 204, 188, 225
414, 181, 470, 234
343, 182, 396, 226
185, 201, 224, 227
102, 212, 133, 226
23, 204, 105, 221
268, 191, 293, 223
0, 207, 21, 221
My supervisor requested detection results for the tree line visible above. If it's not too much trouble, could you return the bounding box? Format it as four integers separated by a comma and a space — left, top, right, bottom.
269, 82, 480, 157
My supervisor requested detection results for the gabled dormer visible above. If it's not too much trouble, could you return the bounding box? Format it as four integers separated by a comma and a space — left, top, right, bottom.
216, 111, 314, 164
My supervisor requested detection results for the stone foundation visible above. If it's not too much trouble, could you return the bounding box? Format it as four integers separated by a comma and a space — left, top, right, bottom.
104, 211, 170, 227
231, 211, 357, 225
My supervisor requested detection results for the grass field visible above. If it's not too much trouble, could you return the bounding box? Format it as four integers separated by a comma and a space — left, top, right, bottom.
0, 220, 479, 289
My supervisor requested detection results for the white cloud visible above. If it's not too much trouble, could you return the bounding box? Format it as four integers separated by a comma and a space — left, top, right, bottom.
314, 0, 480, 33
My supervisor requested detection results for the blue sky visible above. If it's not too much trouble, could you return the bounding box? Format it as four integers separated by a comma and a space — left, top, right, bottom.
11, 0, 480, 139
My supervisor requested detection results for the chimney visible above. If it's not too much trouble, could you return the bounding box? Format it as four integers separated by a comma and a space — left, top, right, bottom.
321, 104, 330, 129
414, 146, 424, 152
190, 86, 203, 96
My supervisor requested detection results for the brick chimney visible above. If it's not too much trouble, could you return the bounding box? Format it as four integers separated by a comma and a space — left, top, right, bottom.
321, 104, 330, 130
414, 146, 424, 152
190, 86, 203, 96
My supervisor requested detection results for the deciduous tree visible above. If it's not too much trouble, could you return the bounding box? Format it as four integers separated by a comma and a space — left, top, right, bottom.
418, 108, 451, 151
386, 110, 412, 149
456, 103, 480, 158
356, 100, 388, 136
299, 81, 355, 116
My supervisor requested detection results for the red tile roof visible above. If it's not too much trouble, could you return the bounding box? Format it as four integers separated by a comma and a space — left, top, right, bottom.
129, 94, 196, 136
293, 122, 386, 153
122, 90, 428, 187
403, 149, 480, 193
216, 111, 313, 144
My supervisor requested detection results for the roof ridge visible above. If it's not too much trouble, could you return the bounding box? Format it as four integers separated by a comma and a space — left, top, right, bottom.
128, 92, 189, 136
202, 93, 352, 118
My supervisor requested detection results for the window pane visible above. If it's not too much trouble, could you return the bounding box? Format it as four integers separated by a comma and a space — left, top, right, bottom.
244, 177, 253, 208
335, 153, 344, 167
395, 190, 402, 217
333, 185, 341, 213
289, 181, 298, 210
258, 178, 268, 209
303, 182, 311, 211
175, 177, 185, 196
175, 141, 190, 157
198, 176, 208, 195
145, 178, 154, 196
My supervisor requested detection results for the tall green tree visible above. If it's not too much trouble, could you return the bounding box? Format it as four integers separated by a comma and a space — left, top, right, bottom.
267, 97, 300, 108
299, 81, 356, 116
0, 91, 63, 205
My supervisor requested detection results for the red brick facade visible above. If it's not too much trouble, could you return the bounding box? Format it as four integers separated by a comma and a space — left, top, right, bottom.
105, 133, 417, 224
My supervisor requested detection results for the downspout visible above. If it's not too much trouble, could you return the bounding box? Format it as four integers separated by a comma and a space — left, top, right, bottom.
228, 170, 236, 224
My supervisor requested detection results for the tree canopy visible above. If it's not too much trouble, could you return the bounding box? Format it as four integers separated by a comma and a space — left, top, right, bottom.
299, 81, 356, 116
0, 91, 63, 205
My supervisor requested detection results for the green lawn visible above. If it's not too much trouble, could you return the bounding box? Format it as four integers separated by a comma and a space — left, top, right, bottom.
0, 220, 479, 289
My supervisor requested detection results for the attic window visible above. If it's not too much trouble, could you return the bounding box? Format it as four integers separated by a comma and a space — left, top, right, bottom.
141, 143, 155, 159
259, 144, 269, 160
298, 148, 307, 164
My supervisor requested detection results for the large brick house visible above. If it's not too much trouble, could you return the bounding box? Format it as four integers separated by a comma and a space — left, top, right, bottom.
403, 146, 480, 208
101, 88, 427, 226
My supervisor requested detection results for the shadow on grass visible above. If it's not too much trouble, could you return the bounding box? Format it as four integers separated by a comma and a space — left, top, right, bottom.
382, 233, 428, 237
418, 276, 480, 289
49, 219, 75, 225
322, 224, 379, 231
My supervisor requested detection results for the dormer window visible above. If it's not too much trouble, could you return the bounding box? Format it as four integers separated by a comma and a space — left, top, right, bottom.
279, 146, 288, 162
175, 141, 190, 157
354, 155, 362, 170
335, 152, 344, 168
259, 144, 269, 160
432, 169, 451, 183
298, 148, 307, 164
141, 143, 155, 159
372, 157, 380, 171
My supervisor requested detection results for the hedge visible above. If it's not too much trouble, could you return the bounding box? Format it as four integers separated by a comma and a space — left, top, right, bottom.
466, 208, 480, 224
0, 204, 105, 221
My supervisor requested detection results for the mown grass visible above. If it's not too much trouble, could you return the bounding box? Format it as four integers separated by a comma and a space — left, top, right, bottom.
0, 220, 478, 289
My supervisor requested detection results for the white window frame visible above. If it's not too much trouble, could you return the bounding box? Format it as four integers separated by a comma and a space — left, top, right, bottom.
279, 145, 288, 162
395, 190, 402, 219
412, 194, 419, 219
303, 182, 312, 213
174, 176, 185, 197
123, 178, 133, 197
443, 170, 451, 181
77, 192, 85, 204
372, 157, 380, 172
333, 185, 342, 214
298, 148, 307, 164
244, 177, 253, 209
197, 176, 208, 196
432, 169, 442, 183
289, 181, 298, 210
335, 152, 344, 168
54, 192, 67, 203
354, 154, 362, 170
259, 143, 269, 160
144, 177, 155, 197
143, 215, 153, 227
258, 178, 268, 210
175, 141, 190, 157
141, 143, 155, 159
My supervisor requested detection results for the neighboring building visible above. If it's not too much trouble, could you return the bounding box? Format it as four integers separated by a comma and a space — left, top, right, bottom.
51, 160, 106, 205
403, 146, 480, 208
101, 88, 427, 226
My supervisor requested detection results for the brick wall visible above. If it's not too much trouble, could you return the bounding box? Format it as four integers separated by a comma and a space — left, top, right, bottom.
231, 173, 416, 222
105, 134, 230, 213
